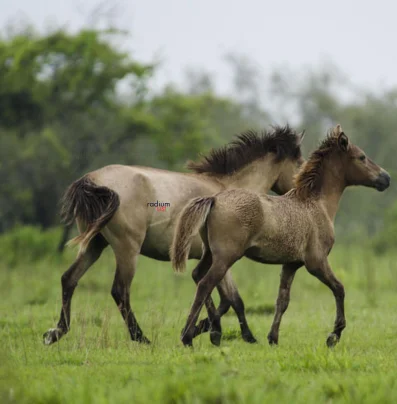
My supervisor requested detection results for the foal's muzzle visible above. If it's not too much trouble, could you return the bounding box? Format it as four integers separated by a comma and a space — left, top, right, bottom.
374, 171, 391, 192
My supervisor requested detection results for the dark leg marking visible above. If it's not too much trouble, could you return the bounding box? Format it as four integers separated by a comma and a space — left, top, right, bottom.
43, 234, 108, 345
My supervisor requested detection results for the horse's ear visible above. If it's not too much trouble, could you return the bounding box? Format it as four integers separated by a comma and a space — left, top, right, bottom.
297, 130, 305, 145
337, 132, 349, 152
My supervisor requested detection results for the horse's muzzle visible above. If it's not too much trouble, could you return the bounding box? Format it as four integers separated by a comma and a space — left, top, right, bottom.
374, 171, 391, 191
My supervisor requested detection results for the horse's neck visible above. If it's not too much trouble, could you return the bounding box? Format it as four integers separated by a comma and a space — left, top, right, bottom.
219, 159, 278, 193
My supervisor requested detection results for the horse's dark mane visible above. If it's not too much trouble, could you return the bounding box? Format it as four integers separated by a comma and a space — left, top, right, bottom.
187, 125, 301, 175
290, 128, 341, 200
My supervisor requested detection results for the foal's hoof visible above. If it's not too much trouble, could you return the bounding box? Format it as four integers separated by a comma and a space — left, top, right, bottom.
193, 318, 211, 337
43, 328, 62, 345
242, 333, 257, 344
210, 330, 222, 346
267, 333, 278, 346
326, 333, 339, 348
181, 335, 193, 347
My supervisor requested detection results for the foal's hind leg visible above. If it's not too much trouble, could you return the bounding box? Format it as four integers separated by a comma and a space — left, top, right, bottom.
43, 234, 108, 345
194, 272, 257, 344
181, 253, 240, 347
190, 249, 224, 345
111, 248, 150, 344
216, 273, 257, 343
267, 263, 301, 345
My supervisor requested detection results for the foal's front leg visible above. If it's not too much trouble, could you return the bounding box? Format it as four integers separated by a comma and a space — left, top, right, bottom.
267, 262, 301, 345
306, 260, 346, 347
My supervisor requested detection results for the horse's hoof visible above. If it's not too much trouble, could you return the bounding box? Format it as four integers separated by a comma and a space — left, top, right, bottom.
326, 333, 339, 348
43, 328, 62, 345
210, 330, 222, 346
267, 334, 278, 346
243, 333, 257, 344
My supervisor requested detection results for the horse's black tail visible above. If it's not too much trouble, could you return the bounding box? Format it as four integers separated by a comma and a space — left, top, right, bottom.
60, 175, 120, 254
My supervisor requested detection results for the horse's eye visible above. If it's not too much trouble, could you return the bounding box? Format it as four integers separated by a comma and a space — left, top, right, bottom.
359, 155, 366, 161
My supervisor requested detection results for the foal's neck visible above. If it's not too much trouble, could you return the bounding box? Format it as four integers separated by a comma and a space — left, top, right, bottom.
318, 159, 346, 221
220, 158, 279, 193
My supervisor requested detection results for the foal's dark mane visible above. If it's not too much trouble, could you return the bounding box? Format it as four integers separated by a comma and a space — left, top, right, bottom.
290, 128, 340, 200
187, 126, 301, 175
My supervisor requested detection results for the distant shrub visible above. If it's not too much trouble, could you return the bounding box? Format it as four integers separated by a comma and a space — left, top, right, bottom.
0, 226, 62, 267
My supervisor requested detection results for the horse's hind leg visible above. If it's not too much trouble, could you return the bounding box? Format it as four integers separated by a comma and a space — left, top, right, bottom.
111, 247, 150, 344
43, 234, 108, 345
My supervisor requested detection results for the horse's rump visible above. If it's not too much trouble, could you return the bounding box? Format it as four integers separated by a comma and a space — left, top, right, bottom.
60, 175, 120, 254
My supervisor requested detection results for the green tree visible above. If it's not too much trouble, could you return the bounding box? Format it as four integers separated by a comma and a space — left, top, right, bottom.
0, 27, 153, 232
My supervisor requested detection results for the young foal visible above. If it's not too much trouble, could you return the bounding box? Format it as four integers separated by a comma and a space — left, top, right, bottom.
43, 126, 305, 346
171, 125, 390, 347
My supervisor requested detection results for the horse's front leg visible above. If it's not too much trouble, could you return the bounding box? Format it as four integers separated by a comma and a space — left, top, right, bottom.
306, 259, 346, 347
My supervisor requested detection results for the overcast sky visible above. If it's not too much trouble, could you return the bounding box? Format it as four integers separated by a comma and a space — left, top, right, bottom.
1, 0, 396, 95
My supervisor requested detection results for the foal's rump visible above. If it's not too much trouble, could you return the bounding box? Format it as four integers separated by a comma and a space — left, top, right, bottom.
170, 196, 215, 272
61, 175, 120, 254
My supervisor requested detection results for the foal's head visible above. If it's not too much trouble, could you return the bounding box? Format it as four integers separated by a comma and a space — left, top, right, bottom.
293, 125, 390, 200
332, 125, 390, 191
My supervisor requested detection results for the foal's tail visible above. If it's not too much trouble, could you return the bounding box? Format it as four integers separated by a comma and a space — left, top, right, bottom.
60, 175, 120, 254
171, 196, 215, 273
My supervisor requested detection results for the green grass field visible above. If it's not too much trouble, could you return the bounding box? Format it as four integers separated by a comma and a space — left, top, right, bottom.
1, 243, 397, 403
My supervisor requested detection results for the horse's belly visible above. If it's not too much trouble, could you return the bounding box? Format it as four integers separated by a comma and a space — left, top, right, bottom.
140, 226, 172, 261
140, 227, 203, 261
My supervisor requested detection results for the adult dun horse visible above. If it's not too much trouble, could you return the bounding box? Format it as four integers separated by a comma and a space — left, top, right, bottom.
171, 125, 390, 347
43, 126, 305, 345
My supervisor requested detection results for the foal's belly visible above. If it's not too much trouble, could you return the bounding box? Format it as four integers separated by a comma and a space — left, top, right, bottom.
245, 243, 300, 266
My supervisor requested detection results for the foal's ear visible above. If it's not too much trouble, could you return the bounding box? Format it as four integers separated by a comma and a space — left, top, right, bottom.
297, 130, 305, 145
335, 124, 343, 135
337, 132, 349, 152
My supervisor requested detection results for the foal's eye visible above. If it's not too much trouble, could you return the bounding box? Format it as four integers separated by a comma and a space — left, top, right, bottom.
359, 155, 366, 161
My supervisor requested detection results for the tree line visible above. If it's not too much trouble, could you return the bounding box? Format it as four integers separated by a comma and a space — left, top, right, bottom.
0, 24, 396, 248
